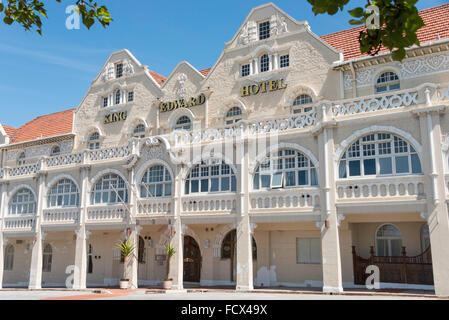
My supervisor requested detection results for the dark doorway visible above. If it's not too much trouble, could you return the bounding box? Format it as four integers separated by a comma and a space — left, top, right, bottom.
183, 236, 201, 283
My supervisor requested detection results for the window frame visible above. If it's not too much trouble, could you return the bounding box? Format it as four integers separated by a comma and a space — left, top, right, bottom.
42, 244, 53, 273
375, 71, 400, 93
296, 238, 321, 264
47, 178, 80, 208
88, 132, 100, 150
375, 224, 403, 257
225, 107, 243, 125
174, 116, 192, 131
185, 160, 237, 195
280, 54, 290, 68
116, 63, 123, 79
140, 165, 173, 198
9, 188, 36, 215
91, 173, 129, 205
258, 20, 271, 40
241, 64, 250, 77
260, 54, 270, 73
133, 124, 146, 139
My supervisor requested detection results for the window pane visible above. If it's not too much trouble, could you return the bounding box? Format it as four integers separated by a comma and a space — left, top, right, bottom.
395, 156, 409, 174
201, 179, 209, 192
311, 169, 318, 186
185, 182, 190, 195
191, 180, 199, 193
231, 176, 237, 192
349, 160, 361, 176
298, 170, 308, 185
261, 175, 271, 188
271, 172, 283, 188
285, 171, 296, 187
165, 184, 172, 196
363, 159, 376, 175
210, 178, 219, 192
339, 161, 347, 179
221, 177, 230, 191
411, 154, 422, 174
379, 157, 393, 175
253, 174, 260, 190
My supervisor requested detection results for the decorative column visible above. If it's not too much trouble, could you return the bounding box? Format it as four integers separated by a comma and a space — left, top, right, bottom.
28, 172, 46, 289
253, 58, 259, 75
236, 133, 254, 291
73, 165, 90, 290
0, 182, 7, 289
128, 225, 142, 289
169, 165, 184, 290
273, 53, 279, 70
316, 107, 343, 293
417, 107, 449, 297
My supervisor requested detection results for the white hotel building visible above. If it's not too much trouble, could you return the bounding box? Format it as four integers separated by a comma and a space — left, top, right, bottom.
1, 3, 449, 296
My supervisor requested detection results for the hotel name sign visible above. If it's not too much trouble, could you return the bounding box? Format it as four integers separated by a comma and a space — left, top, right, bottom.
241, 79, 287, 97
104, 111, 128, 124
160, 94, 206, 113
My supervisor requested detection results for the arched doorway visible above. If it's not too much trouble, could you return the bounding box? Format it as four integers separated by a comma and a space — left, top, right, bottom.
183, 236, 201, 283
221, 230, 257, 282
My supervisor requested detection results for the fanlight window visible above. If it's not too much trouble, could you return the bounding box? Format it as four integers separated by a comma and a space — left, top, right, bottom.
185, 160, 236, 195
91, 174, 128, 205
48, 179, 80, 208
293, 94, 313, 114
338, 133, 422, 179
376, 224, 402, 257
225, 107, 242, 125
140, 165, 172, 198
375, 72, 400, 93
253, 149, 318, 190
9, 188, 36, 215
174, 116, 192, 131
51, 146, 61, 156
89, 132, 100, 150
133, 124, 146, 138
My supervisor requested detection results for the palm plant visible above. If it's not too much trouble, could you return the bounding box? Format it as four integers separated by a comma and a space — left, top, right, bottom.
164, 242, 176, 281
114, 238, 136, 281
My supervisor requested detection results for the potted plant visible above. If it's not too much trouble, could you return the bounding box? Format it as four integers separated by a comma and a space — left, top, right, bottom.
114, 238, 136, 290
162, 242, 176, 290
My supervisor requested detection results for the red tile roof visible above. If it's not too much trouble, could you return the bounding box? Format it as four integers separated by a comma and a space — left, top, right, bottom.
6, 109, 75, 144
321, 3, 449, 61
199, 68, 211, 76
2, 125, 16, 137
148, 70, 166, 86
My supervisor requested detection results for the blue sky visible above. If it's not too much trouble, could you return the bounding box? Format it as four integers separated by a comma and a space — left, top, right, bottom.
0, 0, 446, 128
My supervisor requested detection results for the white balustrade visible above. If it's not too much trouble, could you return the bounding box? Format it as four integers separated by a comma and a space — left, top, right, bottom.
332, 89, 419, 117
137, 198, 172, 216
336, 176, 425, 200
182, 194, 237, 214
89, 146, 131, 161
250, 189, 320, 211
42, 208, 80, 224
46, 153, 83, 167
3, 216, 35, 231
8, 163, 40, 177
87, 205, 127, 222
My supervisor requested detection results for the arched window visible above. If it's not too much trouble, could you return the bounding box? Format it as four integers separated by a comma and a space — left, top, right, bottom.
225, 107, 242, 125
260, 54, 270, 73
48, 179, 80, 208
375, 71, 400, 93
138, 236, 145, 264
174, 116, 192, 131
221, 230, 257, 260
17, 152, 25, 166
9, 188, 36, 215
185, 160, 236, 194
51, 146, 61, 156
421, 224, 430, 252
254, 149, 318, 190
376, 224, 402, 256
115, 90, 121, 105
338, 133, 422, 179
140, 165, 172, 198
91, 174, 128, 205
292, 94, 313, 114
133, 124, 146, 139
43, 244, 53, 272
89, 132, 100, 150
4, 245, 14, 271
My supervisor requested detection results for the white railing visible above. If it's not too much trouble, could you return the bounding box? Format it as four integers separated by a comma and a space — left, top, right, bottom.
182, 194, 237, 214
331, 88, 419, 117
249, 189, 320, 211
3, 216, 35, 231
336, 176, 425, 200
42, 208, 80, 224
46, 153, 83, 167
8, 163, 40, 177
137, 198, 172, 216
89, 145, 131, 161
86, 205, 127, 222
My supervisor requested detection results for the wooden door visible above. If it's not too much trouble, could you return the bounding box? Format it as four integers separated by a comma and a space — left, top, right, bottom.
183, 236, 201, 283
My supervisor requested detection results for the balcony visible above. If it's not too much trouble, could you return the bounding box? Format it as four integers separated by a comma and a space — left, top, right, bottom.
86, 205, 127, 224
249, 188, 320, 212
136, 198, 172, 217
181, 194, 237, 215
42, 208, 80, 226
46, 153, 83, 168
3, 215, 35, 232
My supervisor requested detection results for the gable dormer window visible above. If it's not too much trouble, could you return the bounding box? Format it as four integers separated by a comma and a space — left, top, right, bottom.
259, 21, 270, 40
260, 54, 270, 73
116, 63, 123, 78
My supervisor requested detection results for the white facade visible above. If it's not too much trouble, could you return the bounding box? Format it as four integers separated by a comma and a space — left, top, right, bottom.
1, 3, 449, 296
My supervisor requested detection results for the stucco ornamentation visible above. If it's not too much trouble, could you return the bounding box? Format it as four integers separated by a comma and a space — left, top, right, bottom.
101, 63, 115, 82
123, 59, 135, 76
177, 73, 188, 99
146, 146, 164, 161
270, 14, 288, 36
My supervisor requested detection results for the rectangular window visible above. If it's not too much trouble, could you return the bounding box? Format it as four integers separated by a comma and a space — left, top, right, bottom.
191, 180, 199, 193
116, 63, 123, 78
297, 238, 321, 264
285, 171, 296, 187
349, 160, 361, 176
253, 174, 260, 190
103, 97, 108, 108
271, 172, 283, 188
210, 178, 219, 192
261, 174, 271, 188
128, 91, 134, 102
201, 179, 209, 192
363, 159, 376, 175
241, 64, 250, 77
259, 21, 270, 40
395, 156, 409, 174
379, 157, 393, 175
411, 154, 422, 174
280, 54, 290, 68
298, 170, 308, 185
339, 161, 347, 179
221, 177, 230, 191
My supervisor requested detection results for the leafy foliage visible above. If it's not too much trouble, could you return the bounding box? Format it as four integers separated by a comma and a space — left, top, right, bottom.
115, 238, 136, 260
307, 0, 425, 61
0, 0, 113, 35
165, 242, 176, 259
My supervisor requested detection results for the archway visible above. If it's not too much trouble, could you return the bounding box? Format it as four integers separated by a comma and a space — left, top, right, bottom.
183, 236, 201, 283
